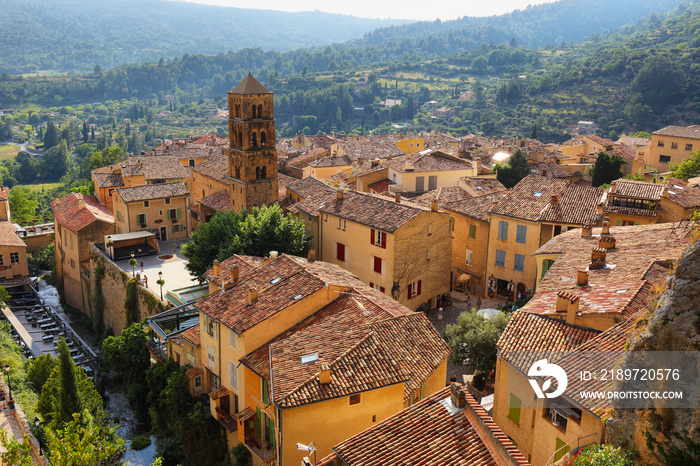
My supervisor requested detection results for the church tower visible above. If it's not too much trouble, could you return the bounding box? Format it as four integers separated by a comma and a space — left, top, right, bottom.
227, 73, 278, 213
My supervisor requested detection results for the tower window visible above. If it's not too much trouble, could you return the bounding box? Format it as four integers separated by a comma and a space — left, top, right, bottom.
238, 131, 242, 148
261, 131, 266, 147
252, 105, 257, 118
261, 166, 267, 179
251, 133, 257, 148
258, 104, 263, 117
256, 167, 261, 179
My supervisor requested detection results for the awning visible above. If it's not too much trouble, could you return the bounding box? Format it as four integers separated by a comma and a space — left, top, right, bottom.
185, 366, 202, 378
456, 274, 470, 284
457, 267, 481, 280
235, 407, 255, 422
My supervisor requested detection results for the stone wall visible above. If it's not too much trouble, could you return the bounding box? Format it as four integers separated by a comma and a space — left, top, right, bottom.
22, 233, 54, 254
89, 244, 166, 336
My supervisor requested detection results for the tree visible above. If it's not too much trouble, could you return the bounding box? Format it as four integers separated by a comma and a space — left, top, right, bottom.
102, 322, 150, 385
82, 122, 88, 143
0, 431, 34, 466
566, 444, 634, 466
669, 150, 700, 180
26, 353, 57, 392
531, 123, 538, 140
39, 140, 70, 180
591, 152, 625, 187
496, 149, 531, 188
57, 338, 81, 423
631, 55, 688, 111
443, 311, 510, 373
46, 413, 124, 466
8, 187, 38, 224
43, 122, 59, 150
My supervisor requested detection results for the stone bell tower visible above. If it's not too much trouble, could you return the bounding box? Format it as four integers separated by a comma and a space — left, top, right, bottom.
227, 73, 278, 213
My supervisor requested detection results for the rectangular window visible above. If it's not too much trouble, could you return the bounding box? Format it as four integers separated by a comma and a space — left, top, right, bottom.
660, 155, 671, 163
144, 200, 150, 207
229, 329, 237, 349
10, 252, 19, 264
207, 344, 215, 371
336, 243, 345, 261
671, 142, 678, 149
514, 254, 525, 272
657, 140, 665, 147
117, 210, 122, 222
137, 213, 147, 226
516, 225, 527, 244
449, 217, 455, 232
428, 175, 438, 191
508, 393, 521, 425
541, 259, 555, 279
337, 218, 346, 230
465, 249, 473, 267
373, 256, 382, 273
165, 198, 171, 204
469, 224, 477, 239
229, 360, 238, 390
496, 249, 506, 268
686, 144, 693, 151
415, 176, 425, 192
262, 379, 269, 404
207, 316, 217, 338
349, 393, 361, 405
370, 229, 386, 248
70, 258, 76, 269
497, 221, 508, 240
172, 224, 180, 233
0, 255, 4, 266
407, 280, 422, 299
189, 159, 195, 167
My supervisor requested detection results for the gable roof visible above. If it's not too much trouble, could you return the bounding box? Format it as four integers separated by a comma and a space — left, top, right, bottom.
663, 178, 700, 209
127, 155, 190, 180
287, 176, 337, 199
443, 193, 506, 223
190, 154, 228, 184
51, 193, 115, 233
411, 186, 473, 208
116, 182, 189, 203
653, 125, 700, 140
609, 179, 664, 200
93, 172, 125, 189
388, 150, 473, 173
530, 161, 571, 178
230, 73, 271, 94
0, 221, 26, 248
204, 254, 264, 289
310, 154, 352, 168
459, 176, 507, 196
199, 189, 231, 212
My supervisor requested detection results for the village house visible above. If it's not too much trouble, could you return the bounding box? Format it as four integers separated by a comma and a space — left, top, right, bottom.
0, 220, 30, 289
658, 177, 700, 222
601, 179, 665, 226
113, 182, 190, 240
645, 125, 700, 172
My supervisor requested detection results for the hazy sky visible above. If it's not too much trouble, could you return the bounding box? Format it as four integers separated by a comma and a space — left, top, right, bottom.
178, 0, 558, 21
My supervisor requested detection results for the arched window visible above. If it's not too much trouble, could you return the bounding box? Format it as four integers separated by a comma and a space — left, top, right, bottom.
258, 104, 263, 117
252, 105, 257, 118
261, 166, 267, 179
238, 131, 242, 148
251, 132, 257, 147
256, 167, 261, 179
235, 104, 240, 118
232, 131, 237, 146
235, 167, 240, 179
260, 131, 266, 147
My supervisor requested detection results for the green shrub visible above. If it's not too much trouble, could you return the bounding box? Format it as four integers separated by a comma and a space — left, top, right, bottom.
130, 435, 151, 451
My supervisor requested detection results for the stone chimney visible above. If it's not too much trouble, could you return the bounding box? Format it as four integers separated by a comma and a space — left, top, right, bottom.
474, 158, 482, 172
556, 290, 580, 325
319, 363, 331, 385
405, 162, 415, 171
577, 270, 589, 286
601, 220, 610, 235
550, 194, 559, 205
308, 249, 316, 261
610, 180, 617, 193
213, 259, 220, 276
270, 251, 278, 260
430, 199, 438, 212
590, 247, 607, 269
450, 383, 466, 408
78, 199, 86, 210
248, 288, 259, 305
599, 235, 616, 249
581, 225, 592, 237
371, 158, 380, 167
395, 193, 401, 203
231, 264, 239, 282
337, 190, 344, 200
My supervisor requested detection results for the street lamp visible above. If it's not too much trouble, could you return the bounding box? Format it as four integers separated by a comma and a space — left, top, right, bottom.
157, 271, 165, 301
4, 363, 10, 401
33, 416, 43, 456
297, 442, 316, 466
129, 252, 137, 277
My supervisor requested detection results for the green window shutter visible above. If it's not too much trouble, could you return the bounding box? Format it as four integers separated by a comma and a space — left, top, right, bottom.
555, 437, 567, 462
508, 393, 521, 425
469, 224, 476, 239
262, 380, 269, 404
177, 208, 181, 219
269, 418, 275, 448
117, 210, 121, 221
167, 210, 171, 220
172, 224, 177, 233
256, 408, 261, 439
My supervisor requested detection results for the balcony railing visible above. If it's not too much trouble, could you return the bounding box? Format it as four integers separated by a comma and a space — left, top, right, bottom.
244, 434, 274, 462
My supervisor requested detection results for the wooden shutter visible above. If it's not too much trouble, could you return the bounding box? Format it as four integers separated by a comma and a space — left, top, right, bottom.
167, 210, 171, 220
256, 408, 261, 439
374, 256, 382, 273
370, 228, 375, 245
381, 232, 387, 248
177, 208, 181, 219
337, 243, 345, 261
417, 280, 422, 296
407, 284, 412, 299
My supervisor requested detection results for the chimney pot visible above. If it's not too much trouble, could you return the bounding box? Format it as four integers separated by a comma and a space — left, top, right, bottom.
337, 190, 344, 200
78, 199, 86, 210
248, 288, 259, 304
556, 290, 580, 324
581, 225, 592, 237
231, 264, 239, 282
590, 246, 607, 269
270, 251, 278, 260
308, 249, 316, 261
599, 235, 616, 249
550, 194, 558, 204
577, 270, 589, 286
213, 259, 220, 276
395, 193, 401, 203
450, 384, 466, 408
319, 363, 331, 385
430, 199, 438, 212
601, 220, 610, 235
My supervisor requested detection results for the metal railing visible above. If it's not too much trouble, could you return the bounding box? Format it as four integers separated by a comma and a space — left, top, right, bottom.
545, 432, 598, 465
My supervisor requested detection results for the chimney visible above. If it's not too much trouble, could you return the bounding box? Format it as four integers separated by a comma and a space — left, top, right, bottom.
590, 247, 607, 269
319, 363, 331, 385
610, 181, 617, 193
601, 220, 610, 235
661, 187, 668, 198
430, 199, 438, 212
556, 290, 580, 324
231, 264, 239, 282
599, 235, 616, 249
270, 251, 278, 260
78, 199, 86, 210
550, 194, 558, 204
577, 270, 589, 286
308, 249, 316, 261
581, 225, 592, 237
371, 158, 379, 167
405, 162, 415, 171
474, 158, 482, 172
337, 190, 344, 200
248, 288, 259, 305
395, 193, 401, 203
450, 383, 466, 408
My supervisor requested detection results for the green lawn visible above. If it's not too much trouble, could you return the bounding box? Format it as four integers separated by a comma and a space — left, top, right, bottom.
16, 182, 61, 192
0, 144, 20, 160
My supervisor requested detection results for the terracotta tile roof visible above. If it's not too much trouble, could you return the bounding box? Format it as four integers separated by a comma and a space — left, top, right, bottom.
197, 255, 368, 335
497, 311, 600, 372
190, 134, 228, 146
534, 223, 691, 293
199, 189, 230, 212
531, 161, 570, 178
286, 190, 337, 217
185, 366, 202, 378
603, 204, 657, 217
664, 178, 700, 208
490, 175, 604, 225
51, 193, 115, 233
287, 176, 337, 199
323, 384, 530, 466
190, 154, 228, 183
367, 179, 395, 195
388, 150, 473, 173
286, 147, 328, 168
277, 173, 295, 201
459, 176, 506, 196
0, 221, 26, 248
584, 134, 614, 147
180, 324, 200, 347
319, 190, 430, 233
0, 187, 8, 202
147, 144, 222, 160
230, 73, 271, 94
204, 254, 264, 289
310, 154, 352, 168
241, 295, 447, 408
336, 135, 405, 162
443, 193, 506, 223
93, 172, 125, 189
653, 125, 700, 140
116, 182, 188, 203
411, 186, 472, 208
127, 155, 190, 180
610, 179, 664, 200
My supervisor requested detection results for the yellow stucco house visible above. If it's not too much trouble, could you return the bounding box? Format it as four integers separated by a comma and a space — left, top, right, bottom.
602, 179, 664, 226
171, 254, 449, 465
645, 125, 700, 172
0, 221, 30, 288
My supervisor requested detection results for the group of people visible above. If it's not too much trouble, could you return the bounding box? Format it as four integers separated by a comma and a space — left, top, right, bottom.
465, 295, 482, 311
0, 388, 10, 410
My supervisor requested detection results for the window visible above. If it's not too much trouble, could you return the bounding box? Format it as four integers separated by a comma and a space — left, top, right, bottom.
657, 140, 665, 147
427, 224, 432, 236
508, 393, 521, 425
207, 344, 215, 371
336, 243, 346, 261
206, 316, 217, 338
660, 155, 671, 163
172, 224, 180, 233
371, 229, 386, 248
0, 255, 4, 266
338, 218, 346, 230
428, 175, 438, 191
496, 249, 506, 268
407, 280, 422, 299
349, 393, 361, 405
167, 208, 181, 220
516, 225, 527, 244
465, 249, 473, 267
144, 200, 149, 207
686, 144, 694, 151
370, 282, 386, 293
497, 221, 508, 240
189, 159, 195, 167
262, 379, 269, 404
541, 259, 555, 279
671, 142, 678, 149
514, 254, 525, 272
229, 361, 238, 390
194, 375, 201, 388
415, 176, 425, 192
373, 256, 382, 273
469, 224, 477, 239
165, 198, 171, 204
10, 253, 19, 264
137, 213, 147, 226
229, 329, 237, 349
449, 217, 455, 232
70, 258, 75, 269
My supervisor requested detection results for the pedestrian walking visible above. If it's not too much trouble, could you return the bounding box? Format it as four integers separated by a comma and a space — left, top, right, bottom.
466, 296, 472, 310
143, 275, 148, 287
476, 296, 482, 310
0, 389, 6, 409
140, 259, 144, 272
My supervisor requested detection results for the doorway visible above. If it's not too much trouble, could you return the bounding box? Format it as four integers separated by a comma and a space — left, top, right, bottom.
160, 226, 167, 241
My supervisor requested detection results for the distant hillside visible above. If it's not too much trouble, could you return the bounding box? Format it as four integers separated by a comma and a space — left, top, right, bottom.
0, 0, 408, 74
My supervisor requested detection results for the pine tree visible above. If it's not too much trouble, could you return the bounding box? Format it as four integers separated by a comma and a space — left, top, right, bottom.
57, 338, 81, 423
531, 123, 538, 140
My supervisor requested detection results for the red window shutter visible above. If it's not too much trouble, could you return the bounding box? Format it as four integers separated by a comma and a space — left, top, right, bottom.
417, 280, 422, 296
407, 285, 412, 299
380, 286, 385, 293
374, 256, 382, 273
369, 282, 374, 288
370, 228, 375, 245
337, 243, 345, 261
381, 232, 387, 249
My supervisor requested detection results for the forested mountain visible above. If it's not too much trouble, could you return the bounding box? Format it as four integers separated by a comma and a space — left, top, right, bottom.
0, 0, 408, 74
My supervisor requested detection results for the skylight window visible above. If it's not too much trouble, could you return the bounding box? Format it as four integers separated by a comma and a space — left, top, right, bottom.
294, 294, 303, 300
270, 277, 281, 285
534, 192, 542, 197
301, 353, 318, 364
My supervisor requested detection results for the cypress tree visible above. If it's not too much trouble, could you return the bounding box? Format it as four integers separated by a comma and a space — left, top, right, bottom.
82, 121, 89, 143
57, 338, 81, 423
531, 123, 538, 140
44, 122, 59, 149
